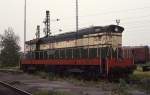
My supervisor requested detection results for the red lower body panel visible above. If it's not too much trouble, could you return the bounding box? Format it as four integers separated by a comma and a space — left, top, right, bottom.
21, 58, 100, 65
22, 58, 135, 71
108, 58, 134, 68
21, 58, 135, 76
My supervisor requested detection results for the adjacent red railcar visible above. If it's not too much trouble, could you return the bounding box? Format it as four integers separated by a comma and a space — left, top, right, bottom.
123, 46, 150, 64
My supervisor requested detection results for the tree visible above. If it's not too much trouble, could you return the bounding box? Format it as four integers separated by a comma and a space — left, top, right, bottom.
0, 27, 20, 67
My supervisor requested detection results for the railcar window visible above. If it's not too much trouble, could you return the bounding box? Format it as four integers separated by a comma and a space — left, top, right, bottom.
78, 48, 82, 58
31, 52, 35, 59
66, 48, 73, 59
38, 51, 40, 59
44, 51, 47, 59
25, 53, 28, 59
55, 49, 59, 59
40, 52, 43, 59
38, 52, 40, 59
60, 49, 65, 59
35, 51, 39, 59
112, 49, 116, 58
48, 50, 55, 59
77, 48, 80, 58
28, 52, 31, 59
26, 52, 31, 59
73, 48, 80, 59
98, 48, 101, 58
100, 47, 109, 59
81, 48, 88, 58
95, 28, 101, 32
29, 52, 31, 59
89, 48, 97, 58
30, 52, 33, 59
34, 52, 36, 59
72, 48, 75, 59
107, 48, 113, 58
118, 48, 123, 59
109, 48, 114, 58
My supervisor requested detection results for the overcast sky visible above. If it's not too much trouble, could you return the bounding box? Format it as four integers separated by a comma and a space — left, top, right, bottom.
0, 0, 150, 50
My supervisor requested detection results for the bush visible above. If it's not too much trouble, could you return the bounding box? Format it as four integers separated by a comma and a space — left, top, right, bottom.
111, 79, 131, 95
140, 79, 150, 94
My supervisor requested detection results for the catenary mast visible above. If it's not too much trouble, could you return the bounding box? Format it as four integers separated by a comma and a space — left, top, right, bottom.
24, 0, 26, 54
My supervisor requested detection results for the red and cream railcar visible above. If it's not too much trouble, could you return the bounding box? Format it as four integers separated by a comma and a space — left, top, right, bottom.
21, 25, 135, 77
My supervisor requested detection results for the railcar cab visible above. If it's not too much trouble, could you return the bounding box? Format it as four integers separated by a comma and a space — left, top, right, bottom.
106, 47, 135, 77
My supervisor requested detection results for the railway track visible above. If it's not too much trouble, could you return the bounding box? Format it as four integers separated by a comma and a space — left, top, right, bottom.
0, 81, 32, 95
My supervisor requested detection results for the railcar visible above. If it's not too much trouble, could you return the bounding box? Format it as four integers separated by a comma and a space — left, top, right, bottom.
21, 24, 135, 77
123, 46, 150, 64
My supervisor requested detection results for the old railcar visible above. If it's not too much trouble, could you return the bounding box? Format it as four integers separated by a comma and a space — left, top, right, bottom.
21, 24, 135, 77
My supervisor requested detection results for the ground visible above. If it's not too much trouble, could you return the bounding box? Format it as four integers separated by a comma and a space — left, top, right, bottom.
0, 69, 149, 95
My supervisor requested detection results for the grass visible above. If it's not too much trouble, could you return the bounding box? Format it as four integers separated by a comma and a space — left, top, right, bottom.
32, 71, 106, 87
32, 71, 64, 81
33, 84, 130, 95
0, 64, 19, 69
0, 63, 19, 68
32, 70, 150, 95
35, 71, 49, 79
111, 79, 131, 95
33, 90, 72, 95
129, 69, 150, 94
130, 70, 150, 80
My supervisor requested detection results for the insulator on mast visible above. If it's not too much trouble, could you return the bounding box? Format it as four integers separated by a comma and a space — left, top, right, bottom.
36, 25, 40, 39
116, 19, 120, 26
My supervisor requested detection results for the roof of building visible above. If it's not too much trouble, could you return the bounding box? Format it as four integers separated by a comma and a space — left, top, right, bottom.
25, 24, 124, 45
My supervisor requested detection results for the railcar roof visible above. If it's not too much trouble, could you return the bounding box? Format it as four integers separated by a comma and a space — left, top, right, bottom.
26, 24, 124, 45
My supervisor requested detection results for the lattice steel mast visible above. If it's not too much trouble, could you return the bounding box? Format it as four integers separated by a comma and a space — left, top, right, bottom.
43, 11, 51, 37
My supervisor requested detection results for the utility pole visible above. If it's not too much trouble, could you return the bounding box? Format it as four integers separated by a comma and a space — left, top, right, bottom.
24, 0, 26, 54
76, 0, 79, 46
21, 0, 26, 69
75, 0, 79, 59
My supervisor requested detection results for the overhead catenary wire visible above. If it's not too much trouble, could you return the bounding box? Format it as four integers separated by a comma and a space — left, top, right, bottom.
78, 14, 150, 25
125, 26, 150, 31
58, 6, 150, 21
51, 20, 150, 34
58, 13, 150, 28
43, 5, 150, 36
60, 13, 150, 24
50, 6, 150, 32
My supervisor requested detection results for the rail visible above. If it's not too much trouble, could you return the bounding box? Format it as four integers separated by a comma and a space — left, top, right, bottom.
0, 81, 32, 95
